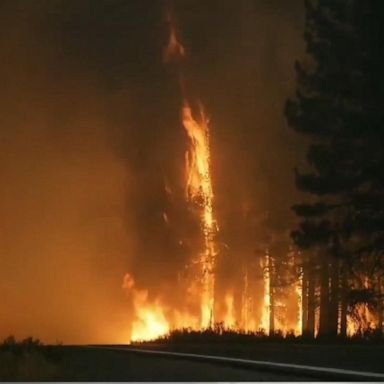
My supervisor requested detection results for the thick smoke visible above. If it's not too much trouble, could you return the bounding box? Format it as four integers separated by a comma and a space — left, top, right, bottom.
0, 1, 137, 343
0, 0, 305, 342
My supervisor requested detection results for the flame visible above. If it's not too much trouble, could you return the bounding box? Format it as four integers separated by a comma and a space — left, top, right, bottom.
123, 274, 170, 342
295, 266, 303, 335
347, 303, 377, 336
173, 310, 199, 331
260, 250, 270, 334
241, 269, 249, 330
121, 5, 322, 341
163, 8, 219, 329
224, 292, 236, 329
347, 277, 378, 336
241, 267, 256, 332
182, 102, 217, 328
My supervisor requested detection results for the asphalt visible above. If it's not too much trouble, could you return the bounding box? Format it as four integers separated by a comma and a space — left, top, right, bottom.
58, 346, 314, 381
117, 346, 384, 380
127, 341, 384, 375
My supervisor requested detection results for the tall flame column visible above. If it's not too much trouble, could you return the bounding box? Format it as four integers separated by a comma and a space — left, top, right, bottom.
182, 103, 217, 328
164, 11, 218, 329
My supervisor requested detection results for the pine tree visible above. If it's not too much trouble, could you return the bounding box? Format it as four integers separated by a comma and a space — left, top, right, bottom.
285, 0, 384, 337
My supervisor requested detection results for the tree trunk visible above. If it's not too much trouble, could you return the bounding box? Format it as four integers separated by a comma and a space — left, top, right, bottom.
339, 267, 348, 338
307, 263, 316, 337
269, 255, 275, 335
319, 255, 330, 338
328, 258, 339, 337
301, 260, 309, 336
377, 275, 383, 335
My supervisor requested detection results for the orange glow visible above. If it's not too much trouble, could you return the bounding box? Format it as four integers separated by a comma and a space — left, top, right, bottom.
295, 266, 303, 335
347, 278, 378, 336
163, 10, 185, 64
182, 102, 218, 328
347, 303, 377, 336
119, 6, 312, 343
123, 274, 170, 342
163, 26, 185, 63
123, 273, 203, 342
5, 1, 378, 347
131, 305, 169, 343
224, 292, 236, 329
260, 250, 270, 334
241, 268, 257, 332
163, 9, 219, 329
173, 310, 199, 331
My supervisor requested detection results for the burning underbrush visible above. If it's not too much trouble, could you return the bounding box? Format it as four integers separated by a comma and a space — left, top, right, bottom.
131, 325, 383, 346
131, 326, 296, 345
122, 267, 382, 343
123, 272, 382, 344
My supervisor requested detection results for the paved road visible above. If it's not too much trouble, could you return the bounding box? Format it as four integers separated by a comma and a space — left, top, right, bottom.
60, 347, 313, 381
132, 341, 384, 375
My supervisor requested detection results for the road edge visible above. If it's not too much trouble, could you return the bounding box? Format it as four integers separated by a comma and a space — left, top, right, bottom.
86, 345, 384, 381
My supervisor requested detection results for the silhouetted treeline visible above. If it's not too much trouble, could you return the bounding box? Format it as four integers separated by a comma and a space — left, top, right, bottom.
0, 336, 63, 380
285, 0, 384, 338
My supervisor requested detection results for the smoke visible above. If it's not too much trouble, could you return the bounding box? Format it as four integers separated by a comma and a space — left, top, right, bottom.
0, 0, 306, 343
0, 1, 136, 344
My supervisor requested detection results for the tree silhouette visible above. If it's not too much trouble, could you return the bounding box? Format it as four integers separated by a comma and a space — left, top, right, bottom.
286, 0, 384, 337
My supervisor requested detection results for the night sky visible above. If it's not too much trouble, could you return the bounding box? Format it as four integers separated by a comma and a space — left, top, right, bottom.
0, 0, 305, 343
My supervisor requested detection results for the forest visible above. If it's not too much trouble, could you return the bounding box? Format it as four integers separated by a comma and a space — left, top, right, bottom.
279, 0, 384, 338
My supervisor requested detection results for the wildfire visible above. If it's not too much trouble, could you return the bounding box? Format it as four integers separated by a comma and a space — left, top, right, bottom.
347, 277, 379, 337
123, 274, 169, 342
347, 303, 377, 336
163, 7, 218, 329
224, 292, 236, 329
121, 5, 309, 344
182, 102, 218, 328
241, 267, 257, 332
295, 265, 303, 336
260, 250, 271, 334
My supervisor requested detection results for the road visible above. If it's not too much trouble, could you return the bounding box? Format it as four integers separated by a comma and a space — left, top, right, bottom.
59, 346, 313, 381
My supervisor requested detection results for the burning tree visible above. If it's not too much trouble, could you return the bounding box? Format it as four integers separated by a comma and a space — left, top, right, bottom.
163, 7, 219, 329
285, 0, 384, 338
122, 0, 384, 343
